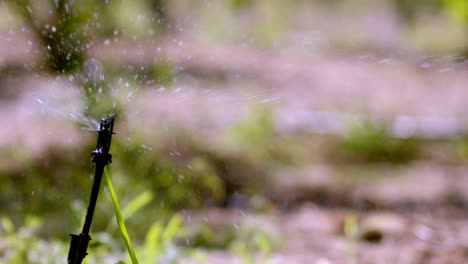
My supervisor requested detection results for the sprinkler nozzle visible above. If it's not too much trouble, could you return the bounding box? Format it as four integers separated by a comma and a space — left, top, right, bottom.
91, 117, 114, 165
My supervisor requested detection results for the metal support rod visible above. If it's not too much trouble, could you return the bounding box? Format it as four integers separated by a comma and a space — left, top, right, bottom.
67, 117, 114, 264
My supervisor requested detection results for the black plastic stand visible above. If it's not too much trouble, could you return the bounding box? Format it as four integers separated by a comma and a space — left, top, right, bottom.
67, 117, 114, 264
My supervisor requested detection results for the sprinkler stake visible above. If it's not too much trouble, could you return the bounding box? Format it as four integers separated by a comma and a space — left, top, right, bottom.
67, 117, 114, 264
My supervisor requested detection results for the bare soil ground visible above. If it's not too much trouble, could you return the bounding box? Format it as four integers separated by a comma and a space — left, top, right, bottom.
180, 206, 468, 264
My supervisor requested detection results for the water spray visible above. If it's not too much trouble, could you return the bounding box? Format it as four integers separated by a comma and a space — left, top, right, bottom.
67, 117, 114, 264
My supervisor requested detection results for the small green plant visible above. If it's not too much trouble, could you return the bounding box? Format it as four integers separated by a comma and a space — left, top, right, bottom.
104, 167, 186, 264
392, 0, 442, 23
138, 214, 184, 263
229, 105, 275, 158
230, 224, 276, 264
6, 0, 95, 73
227, 218, 281, 264
1, 215, 67, 263
341, 120, 417, 163
456, 136, 468, 161
343, 214, 359, 263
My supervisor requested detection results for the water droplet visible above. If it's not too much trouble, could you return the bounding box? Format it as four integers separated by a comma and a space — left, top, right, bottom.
35, 98, 44, 105
51, 26, 57, 32
104, 39, 110, 46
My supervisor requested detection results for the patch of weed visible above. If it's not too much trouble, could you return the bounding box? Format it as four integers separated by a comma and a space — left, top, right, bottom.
340, 120, 418, 163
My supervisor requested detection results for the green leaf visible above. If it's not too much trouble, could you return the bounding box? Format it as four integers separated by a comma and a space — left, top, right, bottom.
104, 168, 139, 264
122, 190, 154, 221
1, 216, 15, 235
142, 221, 164, 261
161, 214, 183, 242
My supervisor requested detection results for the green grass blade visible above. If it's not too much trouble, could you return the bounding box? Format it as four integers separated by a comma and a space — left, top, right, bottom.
104, 167, 139, 264
161, 215, 183, 242
122, 190, 153, 221
143, 221, 163, 261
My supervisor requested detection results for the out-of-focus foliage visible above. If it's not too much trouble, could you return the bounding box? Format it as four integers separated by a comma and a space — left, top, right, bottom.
229, 0, 253, 10
392, 0, 442, 23
443, 0, 468, 24
229, 106, 276, 159
5, 0, 168, 73
229, 222, 279, 264
112, 137, 226, 211
103, 0, 153, 36
136, 214, 184, 263
6, 0, 94, 73
340, 120, 417, 163
0, 213, 185, 263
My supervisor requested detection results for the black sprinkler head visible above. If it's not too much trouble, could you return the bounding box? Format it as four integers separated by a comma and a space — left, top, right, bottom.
91, 117, 114, 165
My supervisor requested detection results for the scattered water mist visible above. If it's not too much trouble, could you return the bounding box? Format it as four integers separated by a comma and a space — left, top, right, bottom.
34, 96, 99, 131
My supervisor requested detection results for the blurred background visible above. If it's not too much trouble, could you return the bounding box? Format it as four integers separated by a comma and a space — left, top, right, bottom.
0, 0, 467, 263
